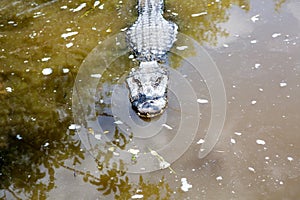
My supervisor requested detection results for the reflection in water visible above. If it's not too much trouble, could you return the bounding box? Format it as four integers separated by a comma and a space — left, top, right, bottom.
1, 0, 299, 199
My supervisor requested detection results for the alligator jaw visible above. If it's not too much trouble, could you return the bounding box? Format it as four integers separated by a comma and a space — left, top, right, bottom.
131, 96, 167, 118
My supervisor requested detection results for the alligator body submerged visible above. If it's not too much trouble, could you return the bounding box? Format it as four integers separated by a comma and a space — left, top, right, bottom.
126, 0, 178, 118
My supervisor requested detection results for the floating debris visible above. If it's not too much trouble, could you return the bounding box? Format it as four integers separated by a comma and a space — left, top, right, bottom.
223, 43, 229, 48
197, 138, 205, 144
41, 57, 51, 62
176, 46, 188, 50
234, 132, 242, 136
159, 161, 171, 169
114, 120, 123, 125
181, 178, 192, 192
191, 12, 207, 17
68, 124, 81, 130
254, 63, 261, 69
66, 42, 73, 48
272, 33, 281, 38
256, 139, 266, 145
61, 31, 78, 39
16, 134, 22, 140
128, 148, 140, 155
280, 82, 287, 87
95, 134, 101, 140
197, 98, 209, 104
250, 40, 257, 44
287, 156, 294, 161
94, 1, 101, 7
72, 3, 87, 12
251, 100, 257, 105
162, 123, 173, 130
251, 14, 260, 22
5, 87, 13, 93
42, 68, 53, 75
90, 74, 102, 78
131, 194, 144, 199
248, 166, 255, 172
216, 176, 223, 181
62, 68, 69, 73
230, 138, 236, 144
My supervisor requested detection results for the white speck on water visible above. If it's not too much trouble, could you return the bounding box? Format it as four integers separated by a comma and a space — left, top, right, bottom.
280, 82, 287, 87
254, 63, 261, 69
251, 14, 260, 22
223, 43, 229, 48
272, 33, 281, 38
128, 54, 134, 59
251, 100, 257, 105
44, 142, 50, 147
92, 27, 97, 30
256, 139, 266, 145
99, 4, 104, 9
66, 42, 73, 48
162, 124, 173, 130
68, 124, 81, 130
248, 166, 255, 172
42, 68, 53, 75
128, 148, 140, 155
16, 134, 22, 140
287, 156, 294, 161
72, 3, 86, 12
41, 57, 51, 62
216, 176, 223, 181
197, 139, 205, 144
160, 161, 170, 169
234, 132, 242, 136
191, 12, 207, 17
131, 194, 144, 199
172, 12, 178, 16
265, 156, 270, 160
279, 181, 284, 185
62, 68, 69, 73
8, 21, 15, 24
5, 87, 13, 93
95, 134, 101, 140
250, 40, 257, 44
181, 178, 192, 192
66, 28, 72, 32
259, 88, 264, 92
197, 98, 209, 104
230, 138, 236, 144
90, 74, 102, 78
176, 46, 188, 50
61, 31, 78, 39
114, 120, 123, 125
94, 0, 100, 7
60, 5, 68, 10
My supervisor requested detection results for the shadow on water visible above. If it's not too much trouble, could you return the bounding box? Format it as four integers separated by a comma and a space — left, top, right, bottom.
2, 0, 298, 199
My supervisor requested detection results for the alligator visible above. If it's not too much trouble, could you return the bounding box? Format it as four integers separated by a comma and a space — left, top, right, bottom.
126, 0, 178, 118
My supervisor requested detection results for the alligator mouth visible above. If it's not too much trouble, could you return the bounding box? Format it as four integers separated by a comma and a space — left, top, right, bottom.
131, 96, 167, 118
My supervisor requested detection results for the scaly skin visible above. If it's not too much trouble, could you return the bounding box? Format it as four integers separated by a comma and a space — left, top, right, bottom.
126, 0, 178, 118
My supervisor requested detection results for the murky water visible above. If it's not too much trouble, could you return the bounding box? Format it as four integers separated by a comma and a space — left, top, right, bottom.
1, 0, 299, 199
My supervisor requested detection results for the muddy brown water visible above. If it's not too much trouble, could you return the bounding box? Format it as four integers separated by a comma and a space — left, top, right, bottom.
0, 0, 299, 199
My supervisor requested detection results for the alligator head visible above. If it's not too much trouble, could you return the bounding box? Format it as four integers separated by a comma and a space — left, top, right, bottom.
126, 61, 168, 118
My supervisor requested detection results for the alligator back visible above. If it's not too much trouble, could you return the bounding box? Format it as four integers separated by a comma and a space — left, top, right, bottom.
126, 0, 178, 62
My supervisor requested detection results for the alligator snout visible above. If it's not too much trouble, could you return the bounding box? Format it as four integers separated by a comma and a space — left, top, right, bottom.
131, 95, 167, 118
